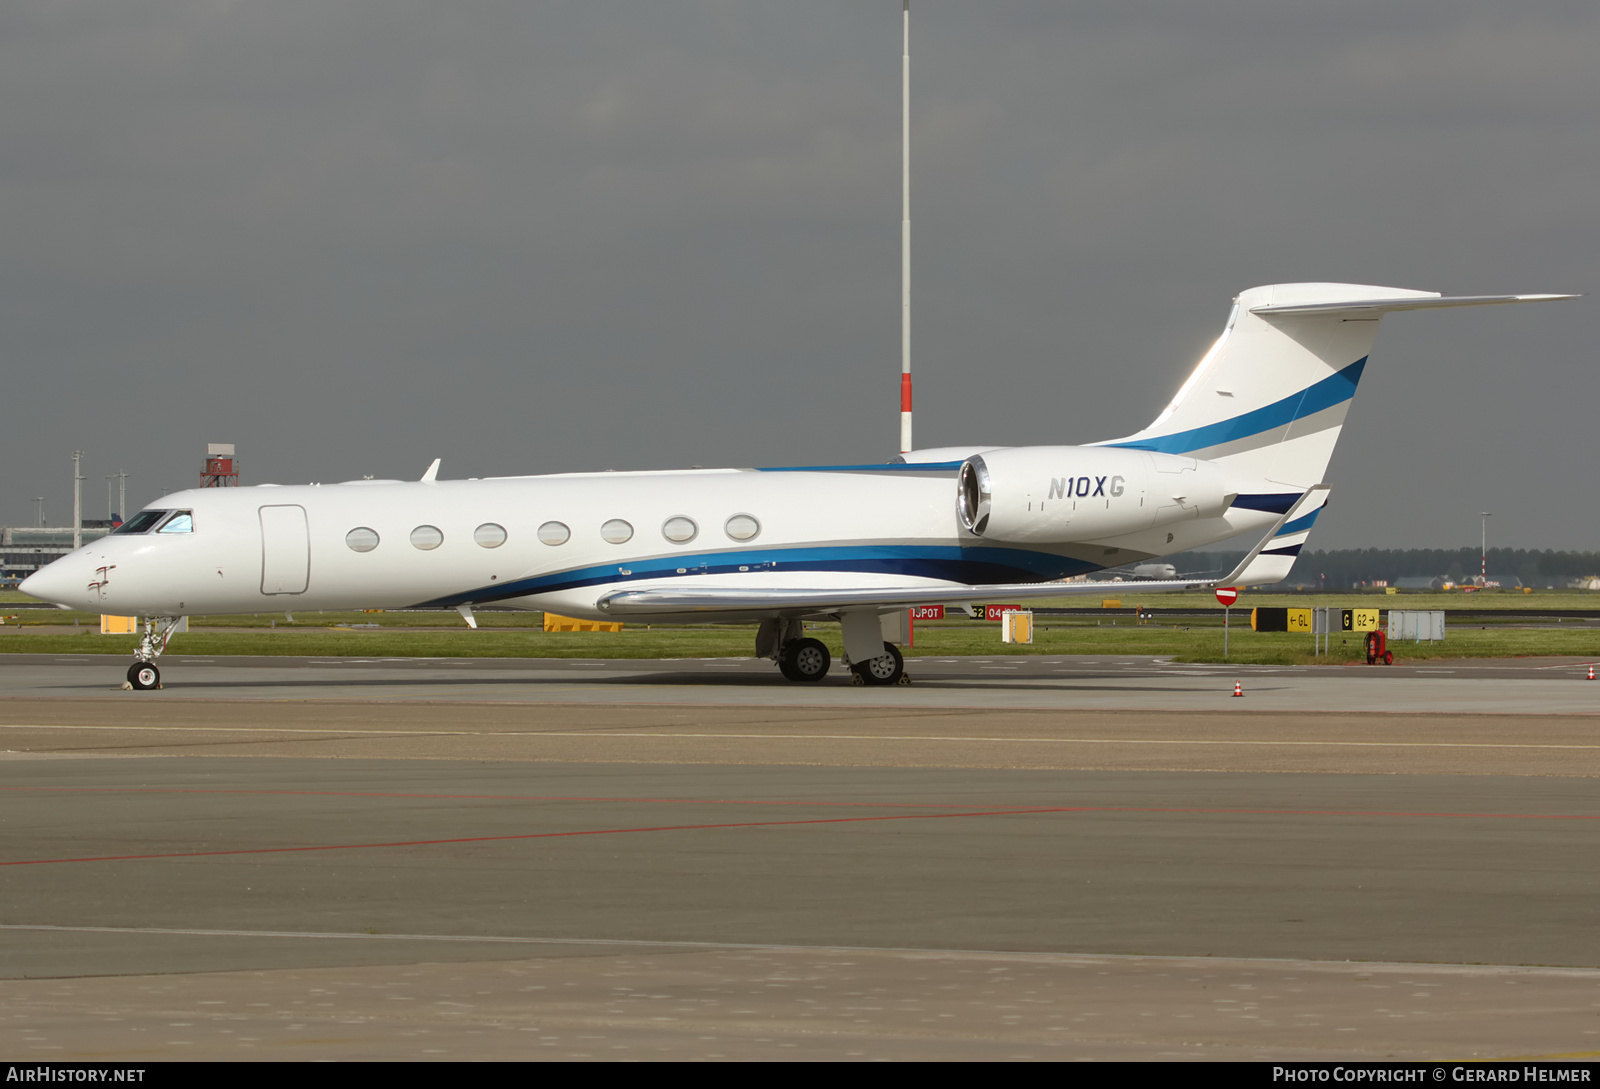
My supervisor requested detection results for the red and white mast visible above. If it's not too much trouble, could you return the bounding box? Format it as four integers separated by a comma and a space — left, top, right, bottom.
899, 0, 913, 454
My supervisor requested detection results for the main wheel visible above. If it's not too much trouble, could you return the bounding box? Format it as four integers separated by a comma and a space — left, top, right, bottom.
851, 641, 904, 686
780, 638, 831, 682
127, 661, 160, 690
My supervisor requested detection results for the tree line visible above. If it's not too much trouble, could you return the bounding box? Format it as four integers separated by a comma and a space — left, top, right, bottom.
1163, 548, 1600, 589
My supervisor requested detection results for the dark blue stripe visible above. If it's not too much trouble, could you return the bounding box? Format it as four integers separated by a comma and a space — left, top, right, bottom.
411, 543, 1100, 610
1260, 544, 1303, 557
1233, 493, 1301, 515
1108, 358, 1366, 456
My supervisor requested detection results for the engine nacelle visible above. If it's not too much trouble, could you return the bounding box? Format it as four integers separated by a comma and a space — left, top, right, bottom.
957, 446, 1234, 543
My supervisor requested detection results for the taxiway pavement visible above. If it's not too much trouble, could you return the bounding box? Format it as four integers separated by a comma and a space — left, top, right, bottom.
1, 653, 1597, 1061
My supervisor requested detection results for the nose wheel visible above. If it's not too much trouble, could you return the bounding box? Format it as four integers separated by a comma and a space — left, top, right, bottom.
124, 615, 184, 691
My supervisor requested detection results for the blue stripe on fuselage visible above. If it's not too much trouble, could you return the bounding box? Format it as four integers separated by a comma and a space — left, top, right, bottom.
1108, 358, 1366, 456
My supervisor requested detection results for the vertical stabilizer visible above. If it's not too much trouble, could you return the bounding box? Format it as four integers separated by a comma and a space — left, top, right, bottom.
1097, 283, 1573, 490
1098, 284, 1419, 488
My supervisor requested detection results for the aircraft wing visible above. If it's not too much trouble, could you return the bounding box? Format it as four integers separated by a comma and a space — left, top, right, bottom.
597, 487, 1329, 617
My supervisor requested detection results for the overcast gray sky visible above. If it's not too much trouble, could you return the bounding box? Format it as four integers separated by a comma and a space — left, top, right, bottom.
1, 1, 1591, 549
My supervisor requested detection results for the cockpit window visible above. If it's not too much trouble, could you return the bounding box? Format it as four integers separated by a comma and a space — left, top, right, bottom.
157, 511, 194, 533
113, 510, 169, 534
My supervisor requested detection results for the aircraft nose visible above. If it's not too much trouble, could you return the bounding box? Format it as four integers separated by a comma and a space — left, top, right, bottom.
19, 562, 81, 608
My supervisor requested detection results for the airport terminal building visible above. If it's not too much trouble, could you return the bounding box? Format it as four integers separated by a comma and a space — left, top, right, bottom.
1, 521, 114, 583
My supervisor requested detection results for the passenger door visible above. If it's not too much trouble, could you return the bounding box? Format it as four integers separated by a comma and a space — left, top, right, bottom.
259, 505, 310, 595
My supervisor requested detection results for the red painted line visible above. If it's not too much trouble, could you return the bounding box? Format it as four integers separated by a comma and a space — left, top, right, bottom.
4, 800, 1598, 869
0, 785, 1004, 809
900, 373, 913, 411
0, 806, 1059, 867
0, 785, 1596, 823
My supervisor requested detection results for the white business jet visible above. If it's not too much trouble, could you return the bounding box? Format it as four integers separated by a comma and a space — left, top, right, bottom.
21, 282, 1572, 690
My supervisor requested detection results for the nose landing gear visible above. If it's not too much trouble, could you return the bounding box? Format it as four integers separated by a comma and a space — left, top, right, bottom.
124, 616, 184, 691
127, 661, 160, 690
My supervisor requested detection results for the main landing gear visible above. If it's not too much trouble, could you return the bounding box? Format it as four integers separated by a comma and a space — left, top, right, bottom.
849, 641, 907, 687
778, 637, 831, 682
758, 618, 911, 686
125, 615, 184, 691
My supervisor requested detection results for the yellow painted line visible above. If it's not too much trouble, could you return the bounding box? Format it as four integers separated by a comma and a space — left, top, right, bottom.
1, 723, 1599, 750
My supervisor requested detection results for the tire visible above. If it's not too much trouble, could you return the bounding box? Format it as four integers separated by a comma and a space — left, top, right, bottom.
1384, 651, 1394, 665
851, 641, 904, 686
780, 638, 831, 682
127, 661, 160, 690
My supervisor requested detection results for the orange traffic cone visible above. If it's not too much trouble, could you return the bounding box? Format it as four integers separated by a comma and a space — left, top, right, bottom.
1232, 680, 1243, 697
1589, 665, 1595, 681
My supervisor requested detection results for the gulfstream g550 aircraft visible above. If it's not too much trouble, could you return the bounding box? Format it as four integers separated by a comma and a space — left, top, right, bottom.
21, 282, 1572, 690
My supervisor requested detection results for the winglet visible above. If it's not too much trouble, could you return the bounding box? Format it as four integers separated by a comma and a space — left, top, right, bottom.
420, 458, 442, 483
1216, 485, 1331, 588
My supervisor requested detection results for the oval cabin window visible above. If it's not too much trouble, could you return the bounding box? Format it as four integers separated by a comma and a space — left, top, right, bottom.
724, 514, 760, 541
346, 527, 380, 553
474, 523, 508, 548
662, 516, 697, 544
600, 519, 634, 545
537, 521, 571, 546
410, 525, 444, 551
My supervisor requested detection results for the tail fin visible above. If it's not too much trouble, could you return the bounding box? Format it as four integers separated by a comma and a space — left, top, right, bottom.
1098, 283, 1574, 490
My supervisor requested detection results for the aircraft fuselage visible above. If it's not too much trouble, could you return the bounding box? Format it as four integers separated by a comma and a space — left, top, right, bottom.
25, 460, 1281, 625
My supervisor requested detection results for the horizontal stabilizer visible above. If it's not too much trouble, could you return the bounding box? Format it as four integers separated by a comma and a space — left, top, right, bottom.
1252, 293, 1577, 317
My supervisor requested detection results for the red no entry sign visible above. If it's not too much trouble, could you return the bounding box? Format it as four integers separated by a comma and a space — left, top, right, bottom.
1215, 587, 1239, 607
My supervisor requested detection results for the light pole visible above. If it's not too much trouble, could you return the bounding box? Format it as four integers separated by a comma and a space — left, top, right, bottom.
1480, 512, 1491, 586
111, 469, 128, 524
72, 450, 84, 550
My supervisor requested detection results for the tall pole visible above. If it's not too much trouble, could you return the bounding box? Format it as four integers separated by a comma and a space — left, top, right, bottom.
33, 497, 44, 527
115, 470, 128, 524
1480, 512, 1491, 586
899, 0, 912, 455
72, 450, 84, 549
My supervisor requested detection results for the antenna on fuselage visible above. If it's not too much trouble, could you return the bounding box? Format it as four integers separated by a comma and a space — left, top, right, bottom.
899, 0, 912, 455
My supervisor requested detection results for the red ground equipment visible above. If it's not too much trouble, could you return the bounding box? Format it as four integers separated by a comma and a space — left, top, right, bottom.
1365, 629, 1393, 666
